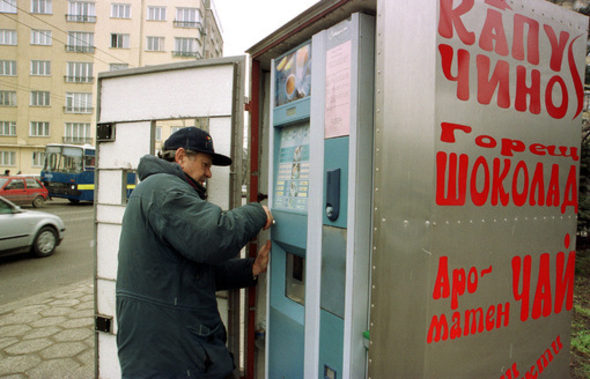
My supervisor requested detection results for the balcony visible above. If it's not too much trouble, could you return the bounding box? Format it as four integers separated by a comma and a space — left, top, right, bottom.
64, 76, 94, 83
172, 51, 201, 58
63, 106, 93, 114
65, 45, 95, 53
63, 136, 93, 144
66, 14, 96, 23
173, 20, 203, 30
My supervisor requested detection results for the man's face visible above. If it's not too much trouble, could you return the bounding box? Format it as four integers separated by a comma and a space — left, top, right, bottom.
177, 149, 213, 185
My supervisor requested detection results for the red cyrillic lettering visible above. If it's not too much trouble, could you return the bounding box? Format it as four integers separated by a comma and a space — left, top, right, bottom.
479, 9, 509, 55
529, 143, 546, 156
532, 253, 552, 319
496, 302, 510, 328
438, 0, 476, 44
512, 160, 529, 206
436, 152, 468, 205
492, 158, 511, 206
554, 250, 575, 313
545, 75, 569, 119
427, 314, 449, 343
477, 55, 510, 108
543, 24, 569, 72
546, 145, 579, 162
475, 134, 497, 148
515, 66, 541, 114
547, 164, 560, 207
485, 305, 495, 331
439, 44, 470, 101
440, 122, 472, 143
561, 165, 578, 214
512, 255, 531, 322
450, 312, 462, 339
512, 14, 540, 65
501, 138, 526, 157
433, 256, 450, 300
452, 268, 466, 310
470, 156, 489, 206
464, 308, 484, 335
529, 162, 545, 206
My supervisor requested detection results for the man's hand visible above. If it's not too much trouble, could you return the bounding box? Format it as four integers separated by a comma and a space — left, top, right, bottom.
262, 205, 274, 230
252, 240, 271, 276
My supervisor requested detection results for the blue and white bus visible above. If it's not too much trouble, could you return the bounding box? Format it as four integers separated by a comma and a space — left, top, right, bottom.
40, 144, 96, 203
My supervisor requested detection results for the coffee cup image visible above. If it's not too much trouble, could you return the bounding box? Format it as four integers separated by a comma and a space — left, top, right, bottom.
285, 74, 296, 99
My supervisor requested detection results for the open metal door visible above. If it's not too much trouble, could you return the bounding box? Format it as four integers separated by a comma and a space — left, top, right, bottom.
94, 57, 245, 378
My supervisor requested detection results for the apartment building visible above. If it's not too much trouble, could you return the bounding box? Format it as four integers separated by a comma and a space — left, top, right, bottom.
0, 0, 223, 175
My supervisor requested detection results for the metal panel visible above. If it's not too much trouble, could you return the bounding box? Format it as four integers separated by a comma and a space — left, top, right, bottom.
97, 121, 151, 169
96, 223, 121, 280
99, 63, 234, 123
370, 0, 587, 377
97, 170, 122, 205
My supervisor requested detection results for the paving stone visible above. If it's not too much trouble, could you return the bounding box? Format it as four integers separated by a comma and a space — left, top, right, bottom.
53, 328, 93, 342
79, 294, 93, 302
0, 374, 26, 379
73, 301, 94, 311
76, 348, 94, 366
23, 326, 61, 340
48, 299, 80, 307
0, 324, 32, 337
40, 307, 73, 317
30, 316, 67, 328
25, 358, 81, 378
4, 338, 52, 355
40, 342, 87, 359
68, 309, 93, 319
0, 336, 18, 349
13, 304, 50, 314
62, 317, 93, 329
0, 355, 42, 376
0, 312, 42, 326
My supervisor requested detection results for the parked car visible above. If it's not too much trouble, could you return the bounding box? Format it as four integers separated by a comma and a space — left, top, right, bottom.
0, 176, 49, 208
0, 196, 65, 257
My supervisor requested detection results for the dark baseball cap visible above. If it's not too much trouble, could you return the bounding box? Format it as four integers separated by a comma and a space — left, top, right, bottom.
163, 127, 232, 166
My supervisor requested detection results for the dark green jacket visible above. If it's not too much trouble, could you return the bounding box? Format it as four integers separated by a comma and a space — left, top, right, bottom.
116, 155, 267, 378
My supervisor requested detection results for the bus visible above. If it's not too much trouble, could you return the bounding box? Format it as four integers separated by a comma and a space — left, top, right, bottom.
40, 144, 96, 203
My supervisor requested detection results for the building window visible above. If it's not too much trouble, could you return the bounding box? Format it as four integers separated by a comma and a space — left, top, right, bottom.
155, 126, 162, 141
65, 92, 92, 113
31, 60, 51, 75
0, 60, 16, 76
31, 30, 52, 45
0, 30, 17, 45
147, 6, 166, 21
66, 62, 93, 82
111, 3, 131, 19
64, 122, 91, 144
66, 31, 94, 52
175, 7, 201, 28
170, 126, 183, 134
0, 91, 16, 106
32, 151, 45, 167
0, 0, 16, 13
31, 0, 52, 14
109, 63, 128, 71
0, 121, 16, 136
0, 151, 16, 166
30, 91, 51, 106
67, 1, 96, 22
146, 36, 164, 52
111, 33, 129, 49
173, 37, 200, 57
30, 121, 50, 137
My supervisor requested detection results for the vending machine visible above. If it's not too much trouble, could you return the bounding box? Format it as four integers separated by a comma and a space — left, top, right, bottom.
267, 13, 375, 379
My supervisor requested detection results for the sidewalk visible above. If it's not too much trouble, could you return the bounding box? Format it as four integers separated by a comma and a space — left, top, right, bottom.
0, 279, 94, 378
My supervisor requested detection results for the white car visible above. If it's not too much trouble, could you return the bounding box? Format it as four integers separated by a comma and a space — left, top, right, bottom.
0, 196, 66, 258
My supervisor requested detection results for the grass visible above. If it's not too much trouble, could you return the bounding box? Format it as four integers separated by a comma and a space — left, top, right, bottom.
570, 248, 590, 378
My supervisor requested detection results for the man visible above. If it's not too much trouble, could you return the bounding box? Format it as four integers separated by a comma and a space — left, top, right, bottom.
116, 127, 273, 378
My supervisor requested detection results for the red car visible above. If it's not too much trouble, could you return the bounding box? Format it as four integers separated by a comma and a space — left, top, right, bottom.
0, 176, 49, 208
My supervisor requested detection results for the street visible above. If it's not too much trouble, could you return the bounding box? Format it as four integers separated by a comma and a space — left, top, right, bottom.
0, 199, 94, 305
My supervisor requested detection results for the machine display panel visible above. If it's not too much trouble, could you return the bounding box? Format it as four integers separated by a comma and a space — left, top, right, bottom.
273, 123, 310, 212
274, 43, 311, 107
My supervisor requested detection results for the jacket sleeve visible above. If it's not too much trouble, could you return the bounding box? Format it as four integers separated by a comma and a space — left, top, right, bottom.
213, 258, 257, 291
152, 185, 267, 265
